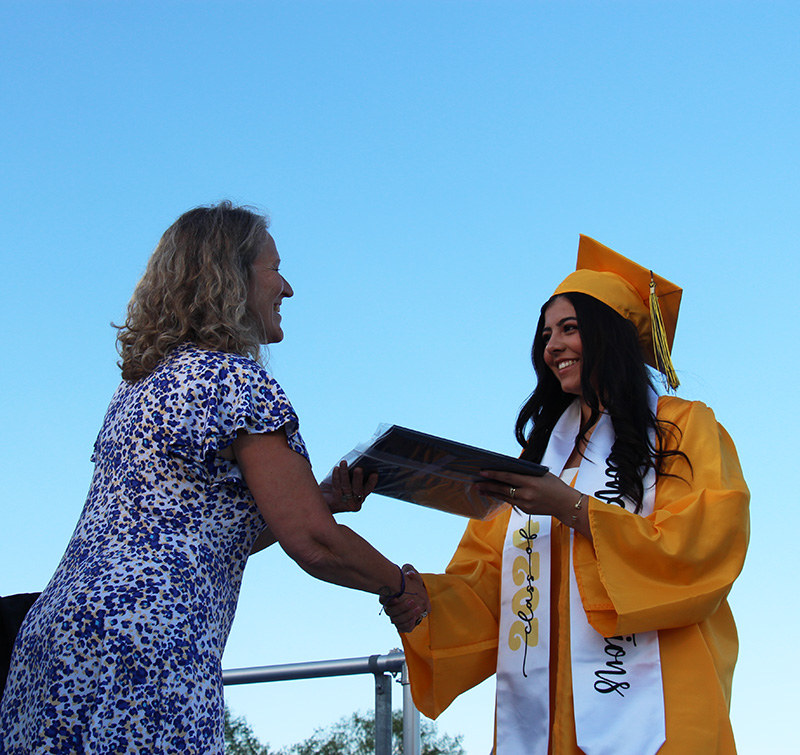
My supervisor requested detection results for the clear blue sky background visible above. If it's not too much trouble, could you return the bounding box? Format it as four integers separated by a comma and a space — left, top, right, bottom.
1, 1, 797, 752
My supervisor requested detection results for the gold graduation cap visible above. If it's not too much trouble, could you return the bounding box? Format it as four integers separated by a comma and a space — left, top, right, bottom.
552, 235, 682, 389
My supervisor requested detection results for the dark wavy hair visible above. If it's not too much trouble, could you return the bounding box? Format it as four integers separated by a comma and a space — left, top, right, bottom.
515, 292, 688, 512
116, 201, 269, 383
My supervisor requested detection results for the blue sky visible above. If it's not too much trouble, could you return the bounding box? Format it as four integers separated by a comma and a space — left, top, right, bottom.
1, 1, 798, 752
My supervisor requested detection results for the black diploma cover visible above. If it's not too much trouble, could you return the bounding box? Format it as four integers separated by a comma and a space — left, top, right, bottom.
325, 424, 548, 520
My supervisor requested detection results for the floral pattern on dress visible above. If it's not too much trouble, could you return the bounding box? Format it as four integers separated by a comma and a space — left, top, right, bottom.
0, 344, 308, 755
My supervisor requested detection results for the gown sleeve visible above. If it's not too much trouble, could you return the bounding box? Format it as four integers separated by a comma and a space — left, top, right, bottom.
400, 509, 510, 719
572, 396, 750, 637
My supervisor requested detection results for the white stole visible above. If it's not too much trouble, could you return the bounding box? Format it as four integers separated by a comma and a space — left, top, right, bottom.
495, 393, 666, 755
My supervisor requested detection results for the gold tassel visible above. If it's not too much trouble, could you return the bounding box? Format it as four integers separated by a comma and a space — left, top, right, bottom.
649, 272, 680, 390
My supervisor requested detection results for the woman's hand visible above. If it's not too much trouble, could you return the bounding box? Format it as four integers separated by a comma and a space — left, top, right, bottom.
380, 564, 432, 633
320, 460, 378, 514
477, 470, 593, 542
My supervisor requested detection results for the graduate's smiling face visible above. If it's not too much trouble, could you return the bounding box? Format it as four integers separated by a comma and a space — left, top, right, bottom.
542, 296, 583, 397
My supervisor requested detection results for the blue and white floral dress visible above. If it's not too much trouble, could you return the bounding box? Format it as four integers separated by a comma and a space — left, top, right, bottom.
0, 344, 308, 754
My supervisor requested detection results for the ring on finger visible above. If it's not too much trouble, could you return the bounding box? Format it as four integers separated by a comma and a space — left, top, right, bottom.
509, 486, 516, 499
341, 493, 353, 502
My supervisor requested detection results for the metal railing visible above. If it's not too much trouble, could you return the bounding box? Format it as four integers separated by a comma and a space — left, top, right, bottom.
223, 651, 420, 755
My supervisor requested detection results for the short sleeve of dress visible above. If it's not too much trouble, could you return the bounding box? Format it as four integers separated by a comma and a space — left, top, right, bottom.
204, 354, 307, 457
162, 347, 309, 482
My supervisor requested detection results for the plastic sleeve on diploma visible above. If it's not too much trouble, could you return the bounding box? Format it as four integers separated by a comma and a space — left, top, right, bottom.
324, 424, 548, 520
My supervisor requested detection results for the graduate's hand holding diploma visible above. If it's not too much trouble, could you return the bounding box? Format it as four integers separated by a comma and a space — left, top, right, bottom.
477, 469, 593, 543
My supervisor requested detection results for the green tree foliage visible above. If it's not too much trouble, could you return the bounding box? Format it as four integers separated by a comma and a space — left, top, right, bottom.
281, 709, 465, 755
225, 705, 275, 755
224, 705, 465, 755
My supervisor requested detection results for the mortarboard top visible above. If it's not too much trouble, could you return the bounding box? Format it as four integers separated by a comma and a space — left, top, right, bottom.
552, 235, 682, 387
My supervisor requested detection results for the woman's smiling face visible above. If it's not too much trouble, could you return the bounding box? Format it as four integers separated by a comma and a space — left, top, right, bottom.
541, 296, 583, 397
247, 233, 294, 344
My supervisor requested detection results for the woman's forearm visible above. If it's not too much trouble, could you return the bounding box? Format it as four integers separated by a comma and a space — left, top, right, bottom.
234, 428, 404, 596
280, 522, 403, 596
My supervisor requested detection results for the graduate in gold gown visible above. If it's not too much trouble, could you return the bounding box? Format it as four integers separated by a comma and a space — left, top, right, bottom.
383, 237, 749, 755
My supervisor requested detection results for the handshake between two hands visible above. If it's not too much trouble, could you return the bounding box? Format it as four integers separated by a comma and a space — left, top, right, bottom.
380, 565, 432, 634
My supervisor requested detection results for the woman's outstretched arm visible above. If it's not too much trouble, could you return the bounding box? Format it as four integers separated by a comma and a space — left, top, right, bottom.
249, 460, 377, 555
233, 427, 413, 601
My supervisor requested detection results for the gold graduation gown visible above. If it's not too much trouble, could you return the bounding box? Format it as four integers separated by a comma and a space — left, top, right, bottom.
400, 397, 750, 754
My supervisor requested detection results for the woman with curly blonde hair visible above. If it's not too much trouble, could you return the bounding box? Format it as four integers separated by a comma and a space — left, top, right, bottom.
0, 202, 425, 755
117, 202, 265, 381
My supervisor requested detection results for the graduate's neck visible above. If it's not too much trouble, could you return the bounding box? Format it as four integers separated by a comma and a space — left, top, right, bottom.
579, 397, 604, 427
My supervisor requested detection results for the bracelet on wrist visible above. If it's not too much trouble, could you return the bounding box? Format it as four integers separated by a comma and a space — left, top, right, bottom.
570, 493, 586, 528
384, 565, 406, 600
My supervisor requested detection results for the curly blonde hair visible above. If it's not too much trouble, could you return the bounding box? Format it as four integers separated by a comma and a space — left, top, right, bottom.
116, 201, 269, 382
